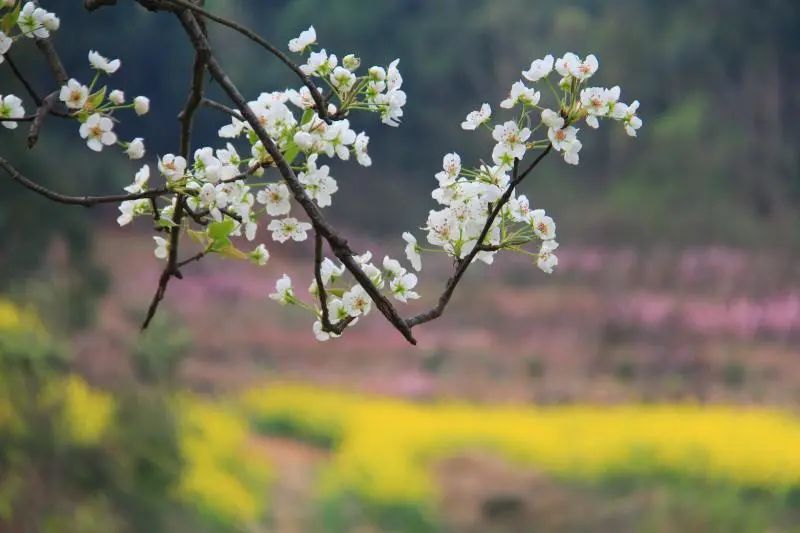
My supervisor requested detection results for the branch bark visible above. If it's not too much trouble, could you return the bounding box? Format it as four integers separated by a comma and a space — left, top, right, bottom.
0, 156, 168, 206
141, 3, 208, 330
164, 0, 330, 122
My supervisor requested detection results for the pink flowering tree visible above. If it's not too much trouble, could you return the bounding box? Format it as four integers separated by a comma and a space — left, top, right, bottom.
0, 0, 642, 344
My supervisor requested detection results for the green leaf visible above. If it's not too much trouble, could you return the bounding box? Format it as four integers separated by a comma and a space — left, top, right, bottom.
87, 86, 107, 111
187, 229, 208, 246
216, 244, 248, 260
283, 141, 300, 165
1, 2, 22, 34
207, 219, 235, 242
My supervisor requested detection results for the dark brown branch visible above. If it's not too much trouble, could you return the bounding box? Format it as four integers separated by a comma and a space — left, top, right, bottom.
405, 146, 552, 328
178, 10, 417, 344
0, 156, 168, 206
4, 53, 42, 105
141, 5, 208, 330
165, 0, 330, 122
184, 205, 209, 226
84, 0, 118, 10
176, 250, 206, 268
201, 97, 242, 119
27, 91, 58, 148
313, 230, 354, 335
34, 37, 68, 86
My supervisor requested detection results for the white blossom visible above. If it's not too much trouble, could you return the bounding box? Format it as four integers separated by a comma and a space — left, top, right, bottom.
88, 50, 121, 74
299, 48, 337, 77
153, 236, 169, 260
269, 274, 294, 304
59, 79, 89, 110
435, 153, 461, 186
342, 285, 371, 317
0, 94, 25, 129
343, 54, 361, 71
298, 155, 338, 207
531, 209, 556, 240
537, 240, 559, 273
18, 3, 57, 39
158, 154, 187, 182
402, 232, 422, 272
461, 103, 491, 130
133, 96, 150, 116
109, 90, 126, 105
257, 183, 291, 216
268, 217, 312, 242
125, 137, 145, 160
288, 25, 316, 53
522, 54, 554, 82
330, 66, 357, 93
0, 32, 12, 64
354, 132, 372, 167
390, 272, 420, 303
124, 164, 150, 193
500, 81, 540, 109
79, 113, 117, 152
249, 244, 270, 266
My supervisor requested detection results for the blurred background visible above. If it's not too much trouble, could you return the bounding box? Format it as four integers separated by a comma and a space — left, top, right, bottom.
2, 0, 800, 531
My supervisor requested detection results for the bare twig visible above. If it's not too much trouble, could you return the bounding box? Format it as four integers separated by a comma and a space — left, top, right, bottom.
313, 230, 354, 335
34, 37, 68, 86
84, 0, 118, 10
4, 53, 42, 105
201, 97, 242, 119
164, 0, 331, 122
27, 91, 58, 148
0, 156, 168, 206
176, 250, 206, 268
141, 4, 208, 330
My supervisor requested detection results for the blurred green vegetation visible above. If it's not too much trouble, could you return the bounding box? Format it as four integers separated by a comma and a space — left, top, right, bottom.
1, 1, 799, 295
0, 299, 272, 532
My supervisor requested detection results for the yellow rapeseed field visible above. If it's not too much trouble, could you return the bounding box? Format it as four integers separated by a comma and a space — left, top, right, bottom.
242, 383, 800, 508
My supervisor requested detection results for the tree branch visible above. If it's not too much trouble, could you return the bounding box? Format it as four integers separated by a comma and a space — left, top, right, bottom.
27, 91, 58, 148
201, 97, 242, 119
0, 156, 168, 206
164, 0, 331, 122
405, 146, 552, 328
141, 3, 208, 330
313, 230, 354, 335
4, 53, 42, 105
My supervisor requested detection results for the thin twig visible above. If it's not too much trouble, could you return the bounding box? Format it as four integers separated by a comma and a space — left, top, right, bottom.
164, 0, 330, 122
34, 37, 68, 86
405, 147, 552, 328
141, 4, 208, 330
201, 97, 242, 119
0, 156, 168, 206
313, 230, 354, 335
27, 91, 58, 148
4, 53, 42, 105
176, 250, 206, 268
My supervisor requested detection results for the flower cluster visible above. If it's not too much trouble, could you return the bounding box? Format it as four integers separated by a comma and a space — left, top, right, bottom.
0, 2, 62, 127
2, 3, 148, 150
111, 25, 417, 341
58, 50, 150, 154
398, 51, 641, 282
1, 1, 642, 344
